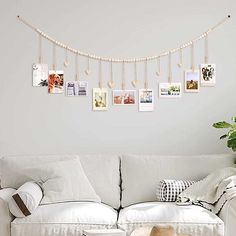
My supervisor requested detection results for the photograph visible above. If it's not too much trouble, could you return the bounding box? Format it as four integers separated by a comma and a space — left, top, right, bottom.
66, 81, 88, 96
48, 70, 64, 94
159, 83, 182, 98
200, 64, 216, 86
93, 88, 108, 111
78, 81, 88, 96
66, 81, 77, 96
139, 89, 154, 112
185, 70, 200, 93
32, 63, 48, 87
113, 90, 136, 105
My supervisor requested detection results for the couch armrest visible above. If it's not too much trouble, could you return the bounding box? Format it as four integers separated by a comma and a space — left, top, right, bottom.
0, 188, 16, 236
218, 197, 236, 236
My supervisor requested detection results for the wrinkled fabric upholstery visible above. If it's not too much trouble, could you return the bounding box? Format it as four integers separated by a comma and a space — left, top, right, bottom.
219, 197, 236, 236
0, 154, 121, 209
121, 154, 236, 207
0, 188, 16, 236
11, 202, 118, 236
118, 202, 224, 236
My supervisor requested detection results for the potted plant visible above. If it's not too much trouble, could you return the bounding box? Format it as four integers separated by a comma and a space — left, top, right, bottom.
213, 117, 236, 152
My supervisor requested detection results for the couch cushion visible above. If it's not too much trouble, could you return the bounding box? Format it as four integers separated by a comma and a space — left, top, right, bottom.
118, 202, 224, 236
121, 154, 236, 207
11, 202, 118, 236
0, 154, 120, 209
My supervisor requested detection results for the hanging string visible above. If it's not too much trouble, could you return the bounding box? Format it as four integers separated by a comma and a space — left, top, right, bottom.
144, 59, 148, 89
168, 52, 172, 84
38, 33, 42, 63
52, 43, 57, 71
122, 61, 125, 90
17, 15, 231, 63
191, 42, 195, 71
64, 47, 69, 67
108, 61, 115, 88
156, 56, 161, 76
205, 34, 209, 63
178, 48, 183, 68
85, 57, 91, 75
75, 53, 79, 81
132, 60, 139, 88
98, 60, 103, 89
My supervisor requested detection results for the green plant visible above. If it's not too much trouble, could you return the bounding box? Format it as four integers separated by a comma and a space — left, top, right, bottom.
213, 117, 236, 152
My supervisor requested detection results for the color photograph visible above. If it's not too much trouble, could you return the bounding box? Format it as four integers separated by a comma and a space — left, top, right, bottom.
139, 89, 154, 112
32, 63, 48, 87
159, 83, 181, 98
48, 70, 64, 94
113, 90, 136, 105
201, 64, 216, 86
93, 88, 108, 111
185, 70, 200, 93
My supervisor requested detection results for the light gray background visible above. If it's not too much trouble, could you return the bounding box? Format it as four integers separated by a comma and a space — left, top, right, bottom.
0, 0, 235, 156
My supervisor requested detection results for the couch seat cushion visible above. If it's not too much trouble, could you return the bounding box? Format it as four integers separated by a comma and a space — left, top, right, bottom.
118, 202, 224, 236
11, 202, 118, 236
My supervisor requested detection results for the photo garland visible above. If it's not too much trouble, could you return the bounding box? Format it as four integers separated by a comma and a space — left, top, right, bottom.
17, 15, 230, 112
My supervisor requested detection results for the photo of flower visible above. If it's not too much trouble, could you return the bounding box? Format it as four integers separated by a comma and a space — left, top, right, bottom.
32, 63, 48, 87
48, 70, 64, 94
201, 64, 216, 86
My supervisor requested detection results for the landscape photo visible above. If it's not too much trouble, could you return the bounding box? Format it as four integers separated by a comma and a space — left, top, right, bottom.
159, 83, 181, 98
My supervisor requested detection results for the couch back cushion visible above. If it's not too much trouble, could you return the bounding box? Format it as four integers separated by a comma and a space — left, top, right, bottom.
121, 154, 236, 207
0, 154, 120, 209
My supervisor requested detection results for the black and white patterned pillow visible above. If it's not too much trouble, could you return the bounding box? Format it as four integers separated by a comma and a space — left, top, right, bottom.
157, 180, 195, 202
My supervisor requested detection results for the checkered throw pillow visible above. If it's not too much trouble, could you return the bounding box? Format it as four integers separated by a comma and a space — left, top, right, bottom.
157, 180, 195, 202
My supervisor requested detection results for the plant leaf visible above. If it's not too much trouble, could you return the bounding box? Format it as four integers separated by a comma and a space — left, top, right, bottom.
232, 117, 236, 123
229, 130, 236, 140
220, 134, 228, 139
227, 138, 236, 148
213, 121, 232, 129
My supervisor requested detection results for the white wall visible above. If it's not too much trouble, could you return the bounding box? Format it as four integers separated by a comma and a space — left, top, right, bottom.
0, 0, 235, 156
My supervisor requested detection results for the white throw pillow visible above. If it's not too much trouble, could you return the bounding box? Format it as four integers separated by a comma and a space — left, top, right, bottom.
0, 155, 78, 189
24, 158, 101, 204
8, 182, 43, 218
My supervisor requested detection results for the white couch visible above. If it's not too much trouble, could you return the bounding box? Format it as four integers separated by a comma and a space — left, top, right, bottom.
0, 154, 235, 236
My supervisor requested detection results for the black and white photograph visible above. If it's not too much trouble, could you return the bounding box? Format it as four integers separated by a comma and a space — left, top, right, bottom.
78, 81, 88, 96
139, 89, 154, 111
66, 81, 77, 96
200, 64, 216, 86
32, 63, 48, 87
66, 81, 88, 96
